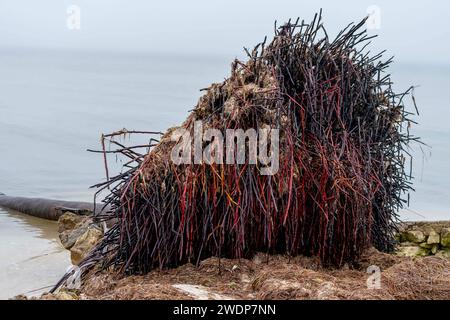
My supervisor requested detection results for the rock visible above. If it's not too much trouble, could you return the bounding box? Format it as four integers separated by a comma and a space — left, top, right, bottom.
441, 228, 450, 247
39, 293, 57, 300
420, 225, 437, 237
55, 291, 78, 300
62, 290, 79, 300
431, 244, 439, 255
58, 213, 92, 249
58, 212, 85, 233
57, 212, 105, 264
396, 246, 429, 257
40, 291, 78, 300
419, 242, 433, 249
435, 249, 450, 260
70, 226, 103, 265
59, 220, 90, 249
427, 231, 440, 245
402, 230, 425, 243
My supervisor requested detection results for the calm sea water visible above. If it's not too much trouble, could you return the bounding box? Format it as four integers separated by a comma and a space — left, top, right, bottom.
0, 48, 226, 201
0, 206, 69, 299
0, 47, 449, 298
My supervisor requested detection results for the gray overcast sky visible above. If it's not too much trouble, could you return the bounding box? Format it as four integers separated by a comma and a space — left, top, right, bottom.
0, 0, 449, 64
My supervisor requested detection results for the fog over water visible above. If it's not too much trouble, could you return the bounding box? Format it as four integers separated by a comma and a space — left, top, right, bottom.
0, 0, 449, 299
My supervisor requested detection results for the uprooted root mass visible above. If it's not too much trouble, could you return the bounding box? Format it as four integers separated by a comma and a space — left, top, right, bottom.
55, 12, 419, 289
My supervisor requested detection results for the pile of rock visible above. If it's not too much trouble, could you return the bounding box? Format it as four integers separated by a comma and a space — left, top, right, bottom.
58, 212, 104, 265
396, 221, 450, 258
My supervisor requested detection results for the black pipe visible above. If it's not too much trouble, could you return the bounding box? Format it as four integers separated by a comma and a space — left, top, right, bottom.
0, 193, 99, 220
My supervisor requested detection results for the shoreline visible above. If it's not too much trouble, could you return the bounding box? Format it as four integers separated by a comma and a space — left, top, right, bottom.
1, 206, 449, 300
40, 248, 450, 300
36, 214, 450, 300
0, 207, 70, 300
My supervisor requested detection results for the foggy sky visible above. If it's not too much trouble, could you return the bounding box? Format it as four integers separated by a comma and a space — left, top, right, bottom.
0, 0, 449, 64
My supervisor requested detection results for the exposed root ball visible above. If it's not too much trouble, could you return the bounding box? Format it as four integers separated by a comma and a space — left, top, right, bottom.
55, 12, 418, 289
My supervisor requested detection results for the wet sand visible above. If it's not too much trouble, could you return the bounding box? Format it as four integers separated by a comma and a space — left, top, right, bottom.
0, 206, 70, 299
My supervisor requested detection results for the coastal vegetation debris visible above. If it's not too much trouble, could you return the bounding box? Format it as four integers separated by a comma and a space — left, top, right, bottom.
53, 11, 420, 291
